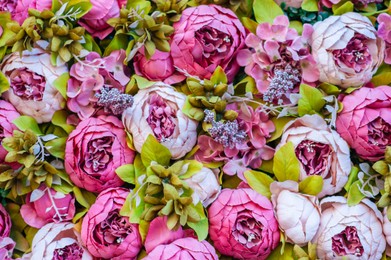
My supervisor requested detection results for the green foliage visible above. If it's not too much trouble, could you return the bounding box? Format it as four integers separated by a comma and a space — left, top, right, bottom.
244, 170, 274, 198
273, 142, 300, 182
298, 84, 326, 116
299, 176, 323, 196
253, 0, 283, 24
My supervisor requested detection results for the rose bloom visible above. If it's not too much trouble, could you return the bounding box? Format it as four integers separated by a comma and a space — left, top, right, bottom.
377, 13, 391, 64
270, 181, 321, 246
310, 12, 384, 88
64, 115, 135, 193
0, 205, 10, 238
237, 15, 319, 105
0, 237, 15, 260
123, 83, 198, 159
1, 48, 67, 123
81, 188, 142, 259
313, 196, 385, 260
320, 0, 382, 8
133, 48, 185, 84
78, 0, 126, 40
208, 188, 280, 260
29, 222, 93, 259
0, 0, 51, 25
336, 86, 391, 161
277, 114, 351, 198
20, 184, 75, 228
0, 101, 20, 165
170, 4, 246, 82
67, 50, 130, 120
383, 208, 391, 250
144, 237, 218, 260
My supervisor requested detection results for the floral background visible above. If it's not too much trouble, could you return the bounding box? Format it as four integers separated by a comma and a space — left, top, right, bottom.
0, 0, 390, 259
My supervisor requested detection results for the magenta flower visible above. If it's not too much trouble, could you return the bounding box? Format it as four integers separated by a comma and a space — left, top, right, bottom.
0, 205, 10, 238
0, 101, 20, 166
2, 0, 51, 25
377, 13, 391, 64
237, 15, 319, 105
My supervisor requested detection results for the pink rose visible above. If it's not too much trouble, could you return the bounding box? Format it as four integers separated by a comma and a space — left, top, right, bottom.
64, 115, 135, 193
81, 188, 142, 259
1, 48, 67, 123
20, 184, 75, 228
1, 0, 51, 25
336, 86, 391, 161
78, 0, 126, 40
133, 48, 185, 84
208, 188, 280, 260
0, 101, 20, 165
237, 15, 319, 105
144, 237, 218, 260
0, 205, 10, 238
67, 50, 131, 120
170, 5, 246, 82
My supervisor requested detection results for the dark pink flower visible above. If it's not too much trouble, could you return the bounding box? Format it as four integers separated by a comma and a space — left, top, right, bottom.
377, 13, 391, 64
0, 205, 11, 238
0, 101, 20, 165
8, 0, 51, 24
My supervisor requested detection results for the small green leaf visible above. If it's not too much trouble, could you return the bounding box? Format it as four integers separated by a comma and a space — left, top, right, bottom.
0, 71, 9, 95
52, 110, 75, 134
301, 0, 319, 11
210, 66, 227, 85
133, 75, 156, 89
268, 116, 294, 142
347, 181, 365, 206
273, 142, 300, 182
373, 161, 389, 175
10, 230, 30, 252
253, 0, 284, 24
267, 243, 295, 260
141, 135, 171, 167
372, 72, 391, 86
73, 186, 92, 209
187, 202, 208, 241
332, 1, 354, 15
289, 21, 303, 35
319, 82, 341, 95
67, 0, 93, 19
298, 84, 325, 116
299, 176, 324, 196
103, 34, 129, 56
13, 116, 42, 135
46, 137, 67, 159
244, 170, 274, 198
53, 72, 69, 100
344, 166, 359, 191
83, 34, 102, 55
241, 17, 258, 34
115, 164, 135, 184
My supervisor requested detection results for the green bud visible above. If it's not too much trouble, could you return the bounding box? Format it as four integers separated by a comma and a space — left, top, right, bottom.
223, 110, 238, 120
214, 100, 227, 113
213, 83, 228, 96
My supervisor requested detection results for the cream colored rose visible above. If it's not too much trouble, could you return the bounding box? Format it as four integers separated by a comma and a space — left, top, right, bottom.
1, 48, 67, 123
311, 12, 384, 88
122, 82, 198, 159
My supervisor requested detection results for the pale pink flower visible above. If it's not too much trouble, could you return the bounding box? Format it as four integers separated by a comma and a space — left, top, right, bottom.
0, 237, 16, 260
377, 13, 391, 64
0, 205, 10, 238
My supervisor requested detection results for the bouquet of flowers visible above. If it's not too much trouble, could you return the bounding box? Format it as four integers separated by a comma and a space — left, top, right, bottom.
0, 0, 391, 259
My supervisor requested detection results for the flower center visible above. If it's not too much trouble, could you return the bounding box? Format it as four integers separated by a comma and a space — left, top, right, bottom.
195, 26, 233, 62
0, 0, 17, 12
94, 209, 133, 246
332, 34, 371, 73
295, 140, 332, 176
146, 94, 176, 142
9, 68, 46, 101
332, 226, 364, 257
84, 136, 114, 173
263, 64, 301, 105
53, 242, 84, 260
232, 210, 263, 248
368, 117, 391, 147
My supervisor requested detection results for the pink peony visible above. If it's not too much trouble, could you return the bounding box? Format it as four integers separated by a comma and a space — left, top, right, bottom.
310, 12, 384, 88
0, 101, 20, 165
64, 115, 135, 193
81, 188, 142, 259
336, 86, 391, 161
208, 188, 280, 260
133, 48, 185, 84
144, 237, 218, 260
0, 237, 15, 260
20, 184, 75, 228
377, 13, 391, 64
0, 205, 10, 238
67, 50, 131, 120
1, 48, 67, 123
237, 15, 319, 105
170, 4, 246, 82
78, 0, 126, 40
1, 0, 52, 25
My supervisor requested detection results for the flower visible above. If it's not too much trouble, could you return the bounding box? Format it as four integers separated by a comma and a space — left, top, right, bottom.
319, 0, 382, 8
336, 86, 391, 161
170, 4, 246, 82
133, 48, 185, 84
81, 188, 142, 259
237, 15, 319, 105
310, 12, 384, 88
270, 181, 321, 246
277, 114, 351, 197
383, 208, 391, 250
0, 237, 16, 260
0, 101, 20, 165
122, 82, 198, 159
67, 50, 131, 120
208, 188, 280, 259
377, 13, 391, 64
3, 0, 51, 25
20, 184, 75, 228
1, 48, 67, 123
78, 0, 126, 40
183, 167, 220, 207
313, 196, 385, 259
64, 115, 135, 193
143, 237, 218, 260
0, 205, 10, 238
29, 222, 93, 259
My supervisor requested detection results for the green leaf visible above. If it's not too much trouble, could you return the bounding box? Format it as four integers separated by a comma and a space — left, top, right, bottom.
244, 170, 273, 198
133, 75, 156, 89
372, 72, 391, 86
210, 66, 227, 85
289, 21, 303, 35
10, 230, 30, 252
373, 161, 390, 175
298, 84, 325, 116
83, 33, 102, 55
301, 0, 319, 11
273, 142, 300, 182
332, 1, 354, 15
0, 71, 9, 95
268, 116, 294, 142
319, 82, 341, 95
187, 202, 208, 241
299, 176, 324, 196
13, 116, 42, 135
46, 137, 67, 159
347, 181, 365, 206
103, 34, 129, 56
241, 17, 258, 34
52, 110, 75, 134
129, 185, 146, 223
67, 0, 93, 19
267, 243, 295, 260
52, 72, 69, 100
182, 97, 204, 121
73, 186, 93, 209
344, 166, 359, 191
115, 164, 135, 184
141, 135, 171, 167
139, 220, 150, 242
253, 0, 284, 24
178, 160, 204, 179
